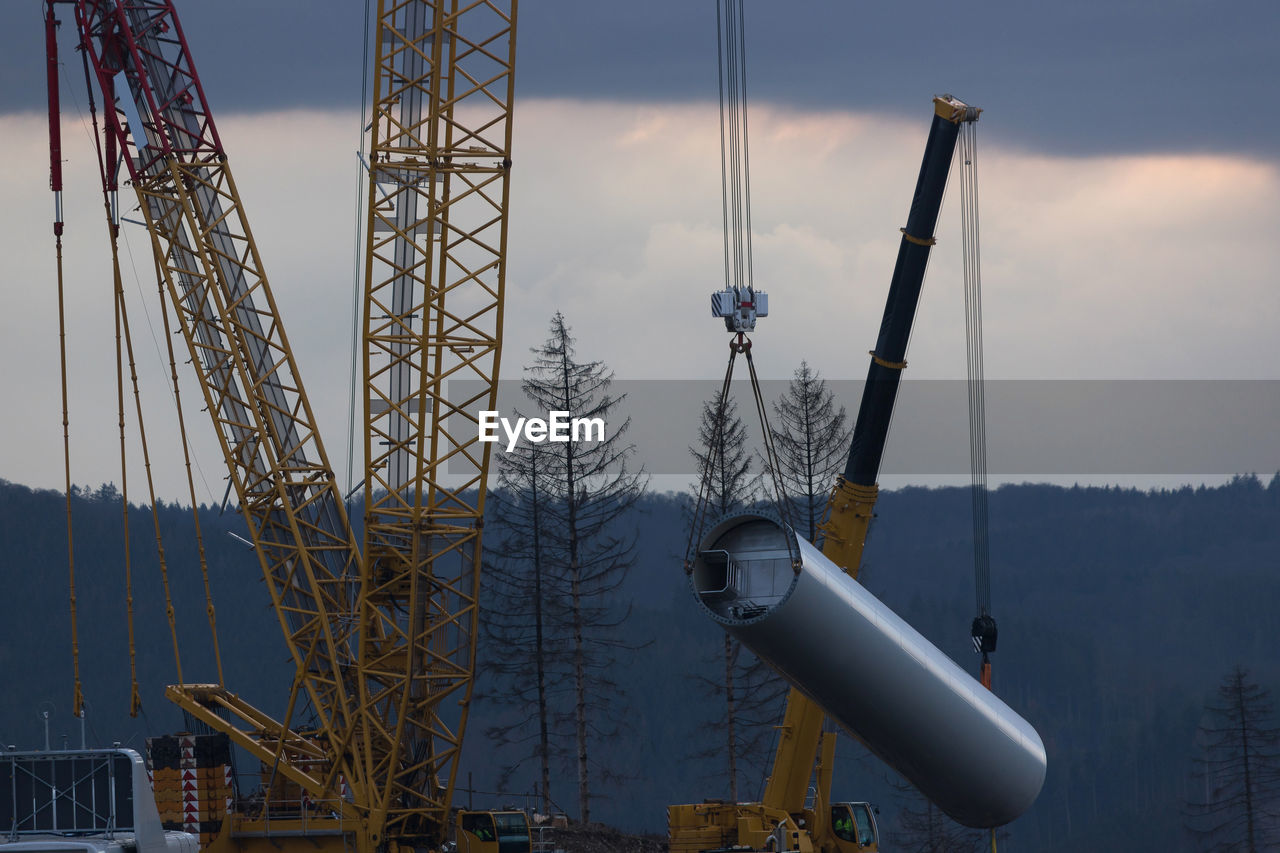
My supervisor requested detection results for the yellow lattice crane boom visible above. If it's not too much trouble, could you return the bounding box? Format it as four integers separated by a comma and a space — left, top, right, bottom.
358, 0, 517, 844
54, 1, 518, 851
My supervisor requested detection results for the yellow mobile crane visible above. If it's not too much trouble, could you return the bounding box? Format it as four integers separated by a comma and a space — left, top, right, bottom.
669, 95, 981, 853
48, 2, 519, 852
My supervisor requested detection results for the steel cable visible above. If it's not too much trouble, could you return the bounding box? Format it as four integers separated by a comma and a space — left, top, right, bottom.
55, 233, 84, 719
960, 120, 993, 635
151, 247, 226, 686
683, 346, 739, 569
79, 32, 190, 707
684, 341, 798, 567
717, 0, 754, 298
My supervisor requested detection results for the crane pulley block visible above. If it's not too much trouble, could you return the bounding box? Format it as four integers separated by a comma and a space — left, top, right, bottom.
711, 287, 768, 332
971, 613, 999, 655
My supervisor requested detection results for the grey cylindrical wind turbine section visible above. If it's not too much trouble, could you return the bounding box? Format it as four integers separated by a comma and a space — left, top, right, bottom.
691, 514, 1046, 828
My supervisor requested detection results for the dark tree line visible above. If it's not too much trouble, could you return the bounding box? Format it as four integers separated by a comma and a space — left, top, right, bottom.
7, 394, 1280, 845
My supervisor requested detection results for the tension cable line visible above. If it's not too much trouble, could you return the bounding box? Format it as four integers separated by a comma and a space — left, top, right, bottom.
684, 338, 796, 570
347, 0, 375, 500
959, 113, 996, 691
112, 235, 188, 691
684, 348, 739, 567
688, 3, 795, 569
73, 27, 191, 709
744, 347, 793, 529
85, 50, 145, 718
151, 249, 227, 688
717, 0, 755, 299
44, 5, 88, 722
45, 0, 92, 723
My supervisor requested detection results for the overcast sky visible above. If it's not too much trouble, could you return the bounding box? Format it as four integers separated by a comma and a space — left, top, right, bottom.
5, 1, 1279, 158
2, 1, 1279, 499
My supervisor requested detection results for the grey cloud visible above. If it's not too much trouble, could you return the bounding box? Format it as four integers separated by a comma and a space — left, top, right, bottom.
6, 1, 1279, 158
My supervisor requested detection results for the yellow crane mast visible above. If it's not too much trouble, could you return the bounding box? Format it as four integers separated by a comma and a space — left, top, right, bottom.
54, 1, 518, 851
358, 0, 518, 845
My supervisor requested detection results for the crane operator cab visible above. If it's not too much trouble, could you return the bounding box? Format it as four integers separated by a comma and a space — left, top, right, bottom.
454, 810, 532, 853
830, 802, 879, 851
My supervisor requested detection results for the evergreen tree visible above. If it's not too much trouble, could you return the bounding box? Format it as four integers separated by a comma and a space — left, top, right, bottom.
521, 312, 646, 823
1185, 665, 1280, 851
769, 362, 851, 542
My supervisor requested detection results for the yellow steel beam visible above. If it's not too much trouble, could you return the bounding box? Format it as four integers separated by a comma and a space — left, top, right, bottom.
166, 684, 362, 825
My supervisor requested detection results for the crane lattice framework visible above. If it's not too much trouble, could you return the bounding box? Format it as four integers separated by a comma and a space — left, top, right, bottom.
360, 0, 516, 843
65, 0, 517, 850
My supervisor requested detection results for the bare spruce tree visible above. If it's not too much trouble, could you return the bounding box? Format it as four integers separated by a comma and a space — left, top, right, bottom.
480, 438, 563, 813
690, 392, 756, 521
523, 312, 646, 823
687, 392, 786, 801
769, 362, 852, 542
688, 393, 753, 801
1186, 665, 1280, 851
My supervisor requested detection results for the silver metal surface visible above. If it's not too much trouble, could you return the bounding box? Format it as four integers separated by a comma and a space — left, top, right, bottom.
691, 514, 1046, 828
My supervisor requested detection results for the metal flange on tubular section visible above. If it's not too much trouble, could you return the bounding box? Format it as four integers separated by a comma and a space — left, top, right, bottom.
690, 513, 1046, 829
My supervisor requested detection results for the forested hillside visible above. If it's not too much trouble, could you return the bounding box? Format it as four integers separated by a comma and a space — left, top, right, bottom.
2, 475, 1278, 851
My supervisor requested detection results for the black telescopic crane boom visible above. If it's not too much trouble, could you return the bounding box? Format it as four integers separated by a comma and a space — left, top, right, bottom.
844, 95, 978, 486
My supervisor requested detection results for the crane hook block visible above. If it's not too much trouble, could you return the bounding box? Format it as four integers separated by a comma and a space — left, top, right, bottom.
971, 614, 998, 655
711, 287, 768, 333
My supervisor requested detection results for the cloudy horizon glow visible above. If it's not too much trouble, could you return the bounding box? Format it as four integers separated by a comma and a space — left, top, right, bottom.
2, 96, 1278, 501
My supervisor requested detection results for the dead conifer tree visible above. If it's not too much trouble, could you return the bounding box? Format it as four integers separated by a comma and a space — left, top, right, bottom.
769, 361, 852, 542
481, 438, 562, 813
521, 312, 646, 823
1185, 665, 1280, 852
687, 391, 787, 801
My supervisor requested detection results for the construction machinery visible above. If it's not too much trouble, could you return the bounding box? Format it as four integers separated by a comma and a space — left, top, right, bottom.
454, 811, 534, 853
1, 747, 197, 853
45, 1, 520, 851
670, 95, 1045, 851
